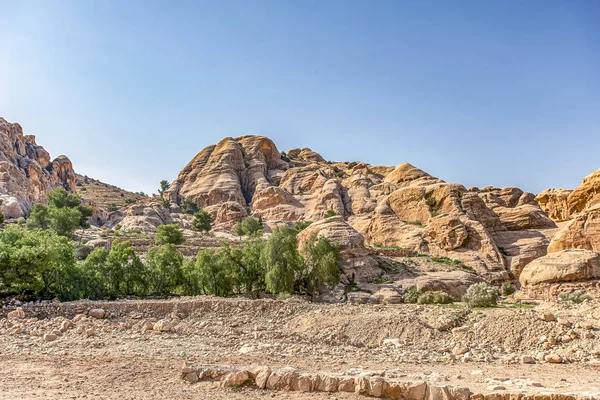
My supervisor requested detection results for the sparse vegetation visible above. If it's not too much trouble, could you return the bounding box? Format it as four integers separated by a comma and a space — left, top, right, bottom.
323, 210, 337, 218
293, 220, 313, 232
107, 203, 119, 212
192, 210, 213, 233
559, 291, 592, 304
402, 287, 421, 304
462, 283, 498, 308
180, 198, 199, 215
155, 224, 185, 245
233, 217, 264, 238
501, 282, 516, 296
417, 290, 454, 305
124, 198, 137, 205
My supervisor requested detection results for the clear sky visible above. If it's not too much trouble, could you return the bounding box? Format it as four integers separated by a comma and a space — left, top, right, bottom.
1, 0, 599, 195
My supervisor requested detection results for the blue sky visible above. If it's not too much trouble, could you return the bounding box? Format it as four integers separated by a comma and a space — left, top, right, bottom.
1, 0, 599, 195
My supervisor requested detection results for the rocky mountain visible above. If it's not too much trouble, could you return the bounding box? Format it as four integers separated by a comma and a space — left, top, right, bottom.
165, 135, 561, 282
0, 117, 76, 218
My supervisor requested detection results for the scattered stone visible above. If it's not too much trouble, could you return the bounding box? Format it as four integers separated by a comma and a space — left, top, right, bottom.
153, 320, 172, 332
545, 354, 564, 364
43, 333, 58, 342
7, 308, 25, 320
88, 309, 107, 319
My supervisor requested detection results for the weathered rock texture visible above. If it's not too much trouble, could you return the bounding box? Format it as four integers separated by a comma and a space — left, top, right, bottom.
166, 136, 569, 283
0, 118, 76, 218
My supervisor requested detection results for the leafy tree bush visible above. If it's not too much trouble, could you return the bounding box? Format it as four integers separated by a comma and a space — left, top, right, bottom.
192, 249, 233, 297
192, 210, 212, 233
107, 203, 119, 212
0, 211, 5, 225
155, 224, 185, 245
293, 221, 312, 232
146, 244, 183, 296
0, 225, 77, 299
402, 287, 421, 304
501, 282, 516, 296
124, 198, 137, 205
27, 188, 92, 238
462, 283, 498, 307
180, 198, 199, 215
222, 240, 266, 295
558, 291, 592, 304
323, 210, 337, 218
417, 291, 453, 305
261, 225, 303, 295
233, 217, 263, 238
299, 234, 341, 300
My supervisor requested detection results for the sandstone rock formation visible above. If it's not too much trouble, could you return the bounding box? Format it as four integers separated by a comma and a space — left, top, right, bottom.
167, 135, 567, 283
0, 118, 76, 218
519, 249, 600, 287
120, 202, 174, 232
296, 216, 380, 281
166, 136, 287, 227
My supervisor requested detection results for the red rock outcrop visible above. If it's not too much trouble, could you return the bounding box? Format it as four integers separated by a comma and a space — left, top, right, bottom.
0, 118, 76, 218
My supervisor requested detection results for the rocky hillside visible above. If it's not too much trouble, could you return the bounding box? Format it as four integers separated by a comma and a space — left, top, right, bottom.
0, 117, 76, 218
164, 136, 560, 283
75, 174, 147, 210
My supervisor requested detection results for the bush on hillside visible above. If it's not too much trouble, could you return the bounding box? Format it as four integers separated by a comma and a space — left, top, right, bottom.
417, 290, 453, 305
462, 283, 498, 308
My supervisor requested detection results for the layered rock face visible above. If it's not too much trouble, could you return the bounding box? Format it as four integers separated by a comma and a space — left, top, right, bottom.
166, 136, 288, 227
169, 135, 562, 282
0, 118, 76, 218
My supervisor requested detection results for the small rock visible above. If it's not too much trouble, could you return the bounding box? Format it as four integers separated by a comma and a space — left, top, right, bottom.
153, 320, 172, 332
44, 333, 58, 342
85, 329, 95, 337
521, 356, 535, 364
540, 312, 556, 322
545, 354, 563, 364
7, 307, 25, 320
88, 309, 107, 319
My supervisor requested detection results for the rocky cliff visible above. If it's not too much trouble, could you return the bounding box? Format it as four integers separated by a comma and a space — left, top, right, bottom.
165, 135, 563, 282
0, 118, 76, 218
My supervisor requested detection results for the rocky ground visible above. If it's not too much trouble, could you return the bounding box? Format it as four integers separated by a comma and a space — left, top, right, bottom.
2, 297, 600, 399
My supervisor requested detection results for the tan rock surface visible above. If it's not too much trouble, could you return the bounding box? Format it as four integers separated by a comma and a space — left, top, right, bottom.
0, 118, 77, 218
519, 249, 600, 287
548, 206, 600, 253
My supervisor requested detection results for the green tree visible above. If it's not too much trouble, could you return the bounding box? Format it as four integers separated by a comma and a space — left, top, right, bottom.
155, 224, 185, 245
180, 198, 199, 215
261, 225, 303, 295
293, 220, 312, 232
233, 217, 264, 238
192, 210, 212, 233
158, 180, 170, 196
27, 203, 50, 230
299, 234, 341, 300
80, 248, 110, 299
193, 249, 233, 297
146, 244, 183, 296
28, 188, 92, 237
221, 240, 266, 296
47, 206, 82, 239
0, 225, 77, 299
105, 240, 146, 297
0, 211, 4, 225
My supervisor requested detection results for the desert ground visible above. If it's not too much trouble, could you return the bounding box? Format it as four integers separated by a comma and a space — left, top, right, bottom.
2, 297, 600, 399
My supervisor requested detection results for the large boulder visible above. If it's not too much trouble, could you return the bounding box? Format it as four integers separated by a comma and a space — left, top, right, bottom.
297, 216, 380, 282
519, 249, 600, 287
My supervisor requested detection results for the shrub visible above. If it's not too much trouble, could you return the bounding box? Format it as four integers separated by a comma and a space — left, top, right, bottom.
293, 220, 313, 232
262, 225, 303, 295
323, 210, 337, 219
299, 234, 341, 300
403, 287, 421, 304
558, 291, 592, 304
233, 217, 263, 238
192, 210, 212, 233
124, 198, 137, 205
193, 249, 233, 297
417, 291, 453, 305
501, 282, 516, 296
347, 161, 358, 169
155, 224, 185, 245
462, 283, 498, 307
271, 176, 282, 186
180, 198, 199, 215
146, 244, 183, 296
425, 196, 438, 208
0, 211, 4, 225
